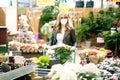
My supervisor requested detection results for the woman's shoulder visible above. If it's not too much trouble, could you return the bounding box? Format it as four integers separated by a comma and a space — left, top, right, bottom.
70, 27, 75, 31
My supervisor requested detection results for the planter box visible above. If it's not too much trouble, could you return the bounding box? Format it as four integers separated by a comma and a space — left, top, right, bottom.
34, 67, 51, 76
21, 51, 43, 58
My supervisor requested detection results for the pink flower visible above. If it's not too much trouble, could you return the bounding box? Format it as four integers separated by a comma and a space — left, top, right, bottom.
110, 75, 118, 80
117, 68, 120, 72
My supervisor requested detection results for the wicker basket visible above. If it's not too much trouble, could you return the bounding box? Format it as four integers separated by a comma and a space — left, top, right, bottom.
88, 55, 99, 64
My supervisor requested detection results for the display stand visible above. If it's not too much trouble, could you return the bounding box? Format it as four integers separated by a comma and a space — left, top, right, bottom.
0, 63, 36, 80
0, 27, 8, 53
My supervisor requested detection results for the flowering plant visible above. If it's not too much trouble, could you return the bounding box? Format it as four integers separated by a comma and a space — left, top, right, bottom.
8, 41, 22, 51
78, 49, 88, 60
88, 50, 97, 55
98, 57, 120, 79
20, 44, 44, 53
47, 62, 100, 80
79, 48, 107, 65
50, 44, 76, 64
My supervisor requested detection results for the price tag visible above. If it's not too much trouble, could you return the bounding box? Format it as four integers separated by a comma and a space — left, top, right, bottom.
97, 37, 104, 43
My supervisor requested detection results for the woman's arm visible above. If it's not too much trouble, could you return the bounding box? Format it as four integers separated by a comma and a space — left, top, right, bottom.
70, 29, 76, 46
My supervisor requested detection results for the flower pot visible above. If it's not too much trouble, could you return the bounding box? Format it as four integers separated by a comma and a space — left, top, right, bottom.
49, 58, 60, 68
85, 40, 91, 48
89, 55, 98, 64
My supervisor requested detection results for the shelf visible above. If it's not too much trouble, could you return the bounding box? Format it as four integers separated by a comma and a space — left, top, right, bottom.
0, 63, 36, 80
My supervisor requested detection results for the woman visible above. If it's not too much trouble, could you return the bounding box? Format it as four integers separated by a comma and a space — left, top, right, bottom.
50, 12, 76, 46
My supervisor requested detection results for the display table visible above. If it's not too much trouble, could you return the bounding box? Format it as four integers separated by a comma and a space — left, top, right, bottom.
0, 63, 36, 80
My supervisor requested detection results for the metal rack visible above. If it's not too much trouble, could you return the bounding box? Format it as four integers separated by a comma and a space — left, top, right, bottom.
0, 63, 36, 80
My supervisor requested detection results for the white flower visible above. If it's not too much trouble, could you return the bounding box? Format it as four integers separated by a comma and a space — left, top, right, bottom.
83, 63, 100, 75
51, 64, 63, 70
59, 70, 77, 80
64, 62, 83, 74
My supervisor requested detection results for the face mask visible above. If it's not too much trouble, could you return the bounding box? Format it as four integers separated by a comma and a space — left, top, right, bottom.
60, 19, 67, 25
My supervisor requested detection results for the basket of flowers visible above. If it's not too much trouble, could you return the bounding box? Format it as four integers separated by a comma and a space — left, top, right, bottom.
87, 49, 99, 64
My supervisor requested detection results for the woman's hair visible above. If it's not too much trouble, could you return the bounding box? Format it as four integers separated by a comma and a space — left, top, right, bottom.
54, 12, 73, 33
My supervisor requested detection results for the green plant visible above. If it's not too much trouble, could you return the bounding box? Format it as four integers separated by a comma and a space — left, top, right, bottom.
40, 6, 58, 27
75, 23, 90, 42
33, 55, 50, 68
76, 7, 120, 45
53, 45, 74, 64
41, 21, 56, 40
77, 72, 97, 80
101, 31, 120, 52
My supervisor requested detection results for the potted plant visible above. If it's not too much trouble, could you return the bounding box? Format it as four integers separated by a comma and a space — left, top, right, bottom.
75, 23, 89, 42
32, 55, 50, 68
40, 20, 56, 40
39, 6, 58, 27
101, 30, 120, 56
51, 44, 75, 64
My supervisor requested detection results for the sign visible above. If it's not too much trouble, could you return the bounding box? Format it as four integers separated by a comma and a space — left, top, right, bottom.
58, 4, 70, 12
107, 0, 120, 2
36, 0, 55, 6
97, 37, 104, 43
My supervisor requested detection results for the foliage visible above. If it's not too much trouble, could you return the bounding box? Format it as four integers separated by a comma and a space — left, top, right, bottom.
54, 47, 71, 64
101, 31, 120, 51
41, 21, 56, 39
77, 72, 97, 80
40, 5, 58, 27
33, 55, 50, 68
75, 23, 90, 42
52, 44, 75, 64
75, 7, 120, 44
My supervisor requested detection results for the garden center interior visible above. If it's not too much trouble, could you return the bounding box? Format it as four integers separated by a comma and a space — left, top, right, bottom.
0, 0, 120, 80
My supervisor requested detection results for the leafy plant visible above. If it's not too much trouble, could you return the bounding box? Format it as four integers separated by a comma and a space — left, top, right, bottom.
40, 6, 58, 27
52, 45, 75, 64
75, 23, 90, 42
76, 7, 120, 46
101, 31, 120, 52
33, 55, 50, 68
41, 21, 56, 40
54, 47, 71, 64
77, 72, 97, 80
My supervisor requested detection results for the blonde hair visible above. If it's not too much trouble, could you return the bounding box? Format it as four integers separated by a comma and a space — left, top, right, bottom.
54, 12, 73, 33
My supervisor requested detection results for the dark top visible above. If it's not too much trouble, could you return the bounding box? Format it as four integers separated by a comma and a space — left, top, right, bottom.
50, 28, 76, 46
